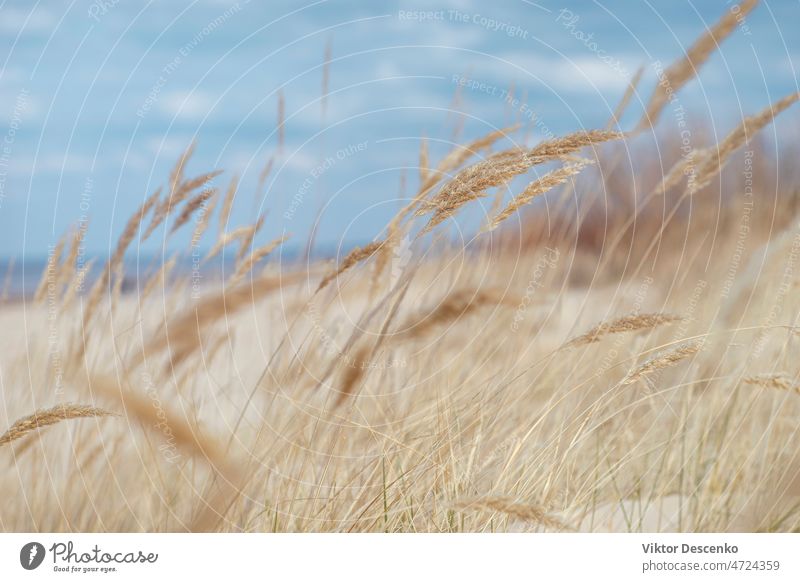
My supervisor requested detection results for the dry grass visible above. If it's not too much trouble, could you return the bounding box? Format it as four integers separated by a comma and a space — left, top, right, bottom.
334, 344, 371, 407
636, 0, 759, 131
483, 159, 592, 232
394, 288, 517, 340
218, 175, 239, 236
419, 123, 521, 196
417, 130, 622, 235
171, 187, 217, 235
133, 273, 299, 370
621, 341, 704, 386
607, 65, 644, 129
83, 188, 160, 325
91, 374, 243, 532
453, 498, 569, 530
563, 313, 683, 348
32, 231, 66, 304
744, 374, 800, 395
234, 214, 266, 262
689, 91, 800, 193
229, 235, 290, 287
317, 240, 385, 291
0, 405, 115, 447
4, 2, 800, 534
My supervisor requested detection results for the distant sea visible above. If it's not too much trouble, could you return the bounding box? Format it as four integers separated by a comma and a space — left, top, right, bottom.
0, 244, 331, 301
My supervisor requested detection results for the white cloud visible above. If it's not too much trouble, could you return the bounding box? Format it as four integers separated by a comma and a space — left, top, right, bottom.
158, 90, 216, 121
495, 52, 633, 93
552, 57, 632, 91
36, 153, 94, 173
0, 7, 56, 34
147, 135, 196, 158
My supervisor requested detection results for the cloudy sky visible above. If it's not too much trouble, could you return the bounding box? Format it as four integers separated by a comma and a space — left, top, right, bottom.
1, 0, 798, 261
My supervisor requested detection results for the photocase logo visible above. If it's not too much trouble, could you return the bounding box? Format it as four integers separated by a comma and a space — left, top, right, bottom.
20, 542, 46, 570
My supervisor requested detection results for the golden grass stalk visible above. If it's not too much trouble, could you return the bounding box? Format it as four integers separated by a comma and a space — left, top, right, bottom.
394, 288, 516, 340
654, 153, 699, 194
54, 224, 88, 298
335, 345, 371, 407
168, 141, 196, 198
743, 374, 800, 395
112, 190, 159, 273
418, 130, 622, 236
0, 404, 115, 447
131, 186, 163, 242
218, 175, 239, 237
62, 258, 96, 309
368, 277, 415, 357
482, 159, 592, 232
690, 91, 800, 193
317, 241, 384, 292
83, 190, 159, 325
564, 313, 683, 349
171, 187, 217, 235
607, 65, 645, 129
144, 171, 222, 241
33, 231, 67, 304
528, 129, 624, 160
371, 127, 523, 255
378, 128, 513, 270
94, 376, 211, 459
206, 219, 263, 262
142, 143, 196, 240
134, 273, 300, 370
83, 276, 109, 328
91, 374, 242, 532
368, 150, 451, 293
256, 158, 274, 195
141, 256, 178, 303
189, 190, 218, 249
369, 218, 407, 299
419, 124, 521, 196
441, 123, 521, 171
636, 0, 759, 131
488, 187, 506, 221
174, 171, 223, 202
621, 340, 703, 385
235, 214, 266, 262
229, 234, 289, 287
417, 150, 531, 235
453, 498, 570, 530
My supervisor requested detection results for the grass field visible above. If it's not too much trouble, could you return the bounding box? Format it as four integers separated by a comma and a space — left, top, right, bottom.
2, 0, 800, 532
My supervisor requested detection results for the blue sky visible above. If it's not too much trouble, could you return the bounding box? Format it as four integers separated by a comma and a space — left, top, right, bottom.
0, 0, 798, 260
